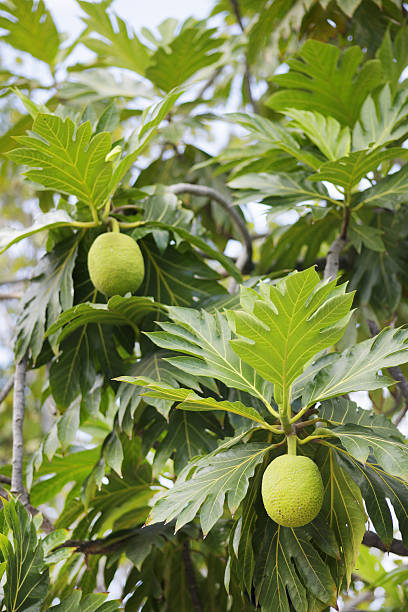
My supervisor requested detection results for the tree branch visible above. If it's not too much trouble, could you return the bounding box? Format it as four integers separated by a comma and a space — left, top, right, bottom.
342, 590, 374, 612
0, 376, 14, 406
324, 208, 350, 281
11, 355, 29, 507
169, 183, 252, 271
0, 292, 23, 300
183, 540, 203, 612
362, 530, 408, 556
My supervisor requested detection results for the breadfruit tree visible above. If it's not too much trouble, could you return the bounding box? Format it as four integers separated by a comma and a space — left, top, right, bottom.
1, 0, 408, 610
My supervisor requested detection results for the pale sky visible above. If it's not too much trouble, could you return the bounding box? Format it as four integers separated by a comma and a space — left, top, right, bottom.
46, 0, 213, 37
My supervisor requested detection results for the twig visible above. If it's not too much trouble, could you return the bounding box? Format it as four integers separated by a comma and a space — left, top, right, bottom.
11, 355, 29, 507
0, 292, 23, 300
367, 319, 408, 425
323, 207, 350, 280
362, 530, 408, 556
0, 475, 11, 485
169, 183, 252, 271
229, 0, 258, 113
0, 376, 14, 406
342, 590, 374, 612
182, 541, 203, 612
197, 67, 223, 99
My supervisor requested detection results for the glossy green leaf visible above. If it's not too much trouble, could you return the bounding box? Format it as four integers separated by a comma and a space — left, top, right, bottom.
318, 397, 403, 441
295, 327, 408, 406
49, 591, 119, 611
254, 522, 337, 612
353, 164, 408, 209
145, 306, 273, 404
332, 424, 408, 479
46, 295, 158, 342
229, 267, 353, 404
267, 40, 383, 126
318, 446, 366, 585
153, 409, 222, 475
146, 21, 223, 91
138, 238, 228, 308
148, 443, 271, 535
0, 499, 49, 611
30, 447, 100, 506
286, 109, 351, 160
8, 114, 113, 210
353, 84, 408, 149
228, 172, 333, 208
117, 378, 274, 429
14, 235, 79, 362
308, 147, 408, 192
228, 112, 323, 170
335, 448, 408, 548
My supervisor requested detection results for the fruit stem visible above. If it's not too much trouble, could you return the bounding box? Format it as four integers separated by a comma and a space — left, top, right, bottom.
117, 220, 147, 229
287, 434, 297, 455
109, 218, 120, 233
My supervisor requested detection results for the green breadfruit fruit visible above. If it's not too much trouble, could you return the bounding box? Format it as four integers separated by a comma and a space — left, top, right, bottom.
261, 454, 324, 527
87, 232, 145, 297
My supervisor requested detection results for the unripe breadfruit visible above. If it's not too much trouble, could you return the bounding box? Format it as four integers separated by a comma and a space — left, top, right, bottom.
87, 232, 145, 297
261, 455, 324, 527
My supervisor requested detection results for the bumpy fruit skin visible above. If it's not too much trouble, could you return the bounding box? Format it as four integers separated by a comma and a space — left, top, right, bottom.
87, 232, 145, 297
261, 455, 324, 527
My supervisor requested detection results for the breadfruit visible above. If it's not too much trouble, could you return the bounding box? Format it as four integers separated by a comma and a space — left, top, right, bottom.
261, 454, 324, 527
87, 232, 145, 296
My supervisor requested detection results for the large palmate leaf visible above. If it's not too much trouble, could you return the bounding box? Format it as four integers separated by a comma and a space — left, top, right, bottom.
145, 306, 273, 405
229, 267, 353, 404
308, 147, 408, 193
148, 443, 271, 535
267, 40, 383, 126
78, 1, 151, 75
0, 0, 61, 67
8, 114, 113, 211
317, 446, 366, 585
117, 378, 274, 429
14, 235, 79, 362
353, 85, 408, 150
254, 522, 337, 612
295, 327, 408, 406
285, 109, 351, 161
331, 424, 408, 480
335, 448, 408, 548
0, 499, 49, 611
146, 20, 223, 91
319, 397, 403, 441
